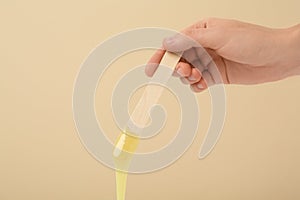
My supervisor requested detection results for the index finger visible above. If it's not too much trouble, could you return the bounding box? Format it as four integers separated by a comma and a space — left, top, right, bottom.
145, 48, 166, 77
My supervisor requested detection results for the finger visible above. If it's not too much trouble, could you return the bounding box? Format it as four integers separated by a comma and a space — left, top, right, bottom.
175, 62, 192, 77
163, 32, 197, 52
194, 47, 212, 67
172, 70, 181, 77
187, 67, 202, 84
180, 47, 209, 72
202, 70, 215, 87
181, 48, 198, 64
180, 77, 190, 85
145, 49, 166, 77
206, 59, 225, 84
190, 78, 207, 93
191, 59, 206, 72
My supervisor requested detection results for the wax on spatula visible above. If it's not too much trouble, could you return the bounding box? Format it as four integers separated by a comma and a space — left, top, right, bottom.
113, 52, 181, 200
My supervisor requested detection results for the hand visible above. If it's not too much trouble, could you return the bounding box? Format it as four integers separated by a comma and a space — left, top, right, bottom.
146, 18, 300, 92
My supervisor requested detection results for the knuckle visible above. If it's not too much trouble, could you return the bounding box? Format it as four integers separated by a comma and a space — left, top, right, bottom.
202, 17, 219, 28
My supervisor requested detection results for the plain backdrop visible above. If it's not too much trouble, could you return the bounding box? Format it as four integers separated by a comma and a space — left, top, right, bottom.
1, 0, 300, 199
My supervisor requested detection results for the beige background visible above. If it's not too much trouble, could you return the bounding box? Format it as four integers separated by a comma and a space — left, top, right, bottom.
1, 0, 300, 199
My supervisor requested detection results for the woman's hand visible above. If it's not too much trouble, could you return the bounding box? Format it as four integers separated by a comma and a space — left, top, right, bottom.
146, 18, 300, 92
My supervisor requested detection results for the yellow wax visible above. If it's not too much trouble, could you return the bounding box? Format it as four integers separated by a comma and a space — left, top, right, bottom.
113, 130, 139, 200
115, 171, 127, 200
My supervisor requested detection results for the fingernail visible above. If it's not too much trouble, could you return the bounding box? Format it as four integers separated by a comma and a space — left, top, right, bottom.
177, 68, 184, 76
197, 83, 204, 89
188, 76, 196, 81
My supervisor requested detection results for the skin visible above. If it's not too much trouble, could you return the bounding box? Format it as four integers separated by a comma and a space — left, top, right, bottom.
145, 18, 300, 92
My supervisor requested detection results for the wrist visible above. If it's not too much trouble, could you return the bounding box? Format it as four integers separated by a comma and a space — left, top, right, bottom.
278, 24, 300, 78
291, 24, 300, 75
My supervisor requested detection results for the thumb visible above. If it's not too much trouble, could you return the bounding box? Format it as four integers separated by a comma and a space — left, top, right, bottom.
163, 28, 223, 52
